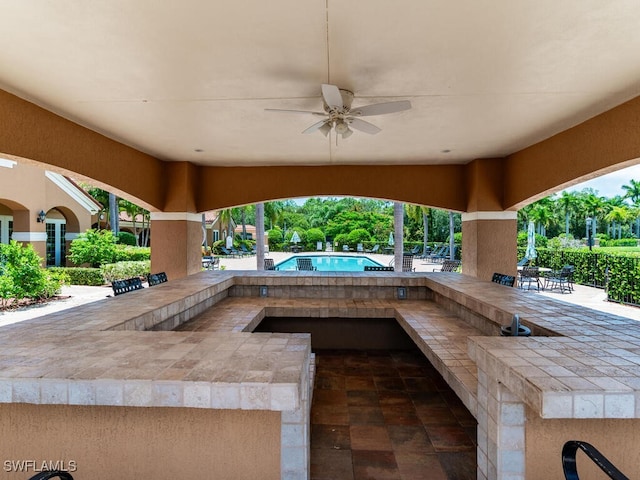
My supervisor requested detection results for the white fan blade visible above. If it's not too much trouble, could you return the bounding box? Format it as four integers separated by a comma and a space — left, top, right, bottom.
303, 120, 330, 135
321, 84, 343, 110
265, 108, 326, 116
349, 118, 381, 135
350, 100, 411, 117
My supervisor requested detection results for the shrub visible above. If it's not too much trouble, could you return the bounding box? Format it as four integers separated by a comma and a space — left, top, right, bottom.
100, 261, 151, 282
116, 231, 137, 246
599, 238, 638, 247
68, 229, 117, 267
347, 228, 371, 247
49, 267, 104, 286
114, 245, 151, 262
305, 228, 325, 250
0, 241, 64, 308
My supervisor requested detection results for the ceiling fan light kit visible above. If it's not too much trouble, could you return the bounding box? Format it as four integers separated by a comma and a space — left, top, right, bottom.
266, 84, 411, 139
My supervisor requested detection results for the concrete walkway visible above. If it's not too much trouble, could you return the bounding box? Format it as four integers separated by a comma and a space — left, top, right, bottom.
1, 252, 639, 324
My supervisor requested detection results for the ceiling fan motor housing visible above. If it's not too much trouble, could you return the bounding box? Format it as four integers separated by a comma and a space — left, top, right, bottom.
323, 89, 354, 113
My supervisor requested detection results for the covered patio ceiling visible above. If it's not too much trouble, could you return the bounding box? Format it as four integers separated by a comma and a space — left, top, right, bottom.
0, 1, 639, 170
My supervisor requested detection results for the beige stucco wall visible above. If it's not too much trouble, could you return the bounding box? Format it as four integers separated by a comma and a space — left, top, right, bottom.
150, 219, 204, 280
0, 162, 96, 262
0, 403, 280, 480
526, 407, 640, 479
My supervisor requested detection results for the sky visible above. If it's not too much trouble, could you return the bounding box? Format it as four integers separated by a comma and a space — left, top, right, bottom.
563, 164, 640, 198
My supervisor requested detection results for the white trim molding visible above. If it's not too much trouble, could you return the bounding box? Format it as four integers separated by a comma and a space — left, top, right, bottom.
45, 171, 101, 214
0, 158, 16, 168
12, 232, 47, 242
150, 212, 202, 222
461, 211, 518, 222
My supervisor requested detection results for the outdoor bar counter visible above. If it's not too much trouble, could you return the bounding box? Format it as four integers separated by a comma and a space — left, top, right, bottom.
0, 271, 639, 479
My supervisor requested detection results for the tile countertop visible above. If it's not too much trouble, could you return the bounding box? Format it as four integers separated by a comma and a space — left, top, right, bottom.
2, 270, 640, 420
429, 273, 640, 419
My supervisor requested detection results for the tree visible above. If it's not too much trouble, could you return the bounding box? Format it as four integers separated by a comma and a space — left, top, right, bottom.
622, 179, 640, 237
556, 191, 578, 237
406, 204, 431, 256
604, 205, 632, 240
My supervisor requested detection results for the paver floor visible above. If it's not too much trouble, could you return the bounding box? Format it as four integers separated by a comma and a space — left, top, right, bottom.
311, 349, 477, 480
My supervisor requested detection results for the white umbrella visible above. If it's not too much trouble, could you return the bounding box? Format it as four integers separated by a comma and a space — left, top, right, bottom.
525, 221, 537, 262
290, 231, 301, 244
388, 232, 394, 246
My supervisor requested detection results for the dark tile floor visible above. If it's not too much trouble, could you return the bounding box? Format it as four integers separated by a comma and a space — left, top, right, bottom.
311, 349, 477, 480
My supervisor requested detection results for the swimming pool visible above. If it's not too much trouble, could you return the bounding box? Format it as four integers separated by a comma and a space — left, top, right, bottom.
275, 254, 384, 272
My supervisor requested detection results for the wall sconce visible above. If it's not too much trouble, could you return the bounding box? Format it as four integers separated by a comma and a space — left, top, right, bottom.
36, 210, 46, 223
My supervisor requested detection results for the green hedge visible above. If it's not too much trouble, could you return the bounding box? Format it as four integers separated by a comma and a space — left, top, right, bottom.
518, 247, 640, 305
49, 267, 104, 286
100, 261, 151, 283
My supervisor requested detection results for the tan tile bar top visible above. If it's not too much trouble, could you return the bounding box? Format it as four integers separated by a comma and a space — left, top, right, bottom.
177, 296, 482, 416
2, 269, 639, 420
429, 273, 640, 419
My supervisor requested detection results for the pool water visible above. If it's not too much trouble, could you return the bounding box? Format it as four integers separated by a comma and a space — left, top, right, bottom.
275, 254, 383, 272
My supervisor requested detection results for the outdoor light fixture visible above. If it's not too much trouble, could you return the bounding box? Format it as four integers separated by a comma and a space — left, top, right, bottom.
586, 217, 593, 251
36, 210, 46, 223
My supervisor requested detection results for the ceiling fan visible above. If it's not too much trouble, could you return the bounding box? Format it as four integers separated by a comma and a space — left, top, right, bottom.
265, 84, 411, 139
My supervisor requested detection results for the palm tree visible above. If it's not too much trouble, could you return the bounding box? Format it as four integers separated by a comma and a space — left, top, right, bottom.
448, 211, 455, 260
405, 204, 431, 257
604, 205, 632, 240
622, 179, 640, 237
556, 191, 578, 237
581, 190, 605, 241
264, 201, 284, 230
393, 202, 404, 272
218, 209, 234, 244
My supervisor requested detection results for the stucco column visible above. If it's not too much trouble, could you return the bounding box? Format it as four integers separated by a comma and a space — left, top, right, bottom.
150, 212, 203, 280
461, 212, 517, 281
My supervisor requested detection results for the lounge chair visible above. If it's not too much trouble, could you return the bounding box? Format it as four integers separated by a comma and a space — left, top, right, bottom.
491, 272, 516, 287
356, 243, 364, 253
296, 257, 317, 271
402, 255, 415, 272
433, 259, 460, 272
240, 244, 256, 256
517, 257, 529, 266
342, 244, 351, 252
220, 246, 235, 257
365, 244, 380, 254
425, 245, 449, 263
264, 258, 278, 270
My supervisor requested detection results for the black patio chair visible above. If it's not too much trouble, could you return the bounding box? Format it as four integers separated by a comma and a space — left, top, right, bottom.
562, 440, 629, 480
518, 266, 542, 291
433, 260, 460, 272
28, 471, 74, 480
296, 257, 316, 271
264, 258, 278, 270
544, 266, 573, 293
492, 272, 516, 287
402, 255, 415, 272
